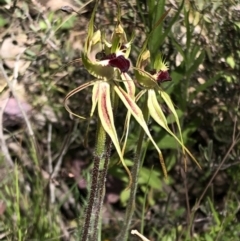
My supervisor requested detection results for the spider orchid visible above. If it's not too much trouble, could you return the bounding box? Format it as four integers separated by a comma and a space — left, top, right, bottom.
64, 3, 170, 187
134, 49, 201, 169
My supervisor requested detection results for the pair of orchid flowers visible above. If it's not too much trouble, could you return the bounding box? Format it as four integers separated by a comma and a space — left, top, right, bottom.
64, 5, 200, 187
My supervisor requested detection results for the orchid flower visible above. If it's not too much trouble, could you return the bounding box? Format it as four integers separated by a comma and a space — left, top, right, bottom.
64, 3, 171, 188
134, 49, 201, 169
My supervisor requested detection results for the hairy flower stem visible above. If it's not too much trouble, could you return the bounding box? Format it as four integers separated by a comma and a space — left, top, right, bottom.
80, 118, 107, 241
116, 96, 149, 241
90, 136, 112, 241
90, 89, 118, 241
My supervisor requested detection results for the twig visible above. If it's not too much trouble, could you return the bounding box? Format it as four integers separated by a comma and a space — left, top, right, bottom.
47, 123, 53, 174
1, 49, 37, 166
47, 123, 56, 203
11, 0, 18, 14
193, 96, 240, 211
0, 95, 14, 167
0, 51, 37, 149
51, 127, 72, 179
131, 230, 150, 241
194, 139, 239, 211
181, 167, 192, 235
232, 95, 240, 142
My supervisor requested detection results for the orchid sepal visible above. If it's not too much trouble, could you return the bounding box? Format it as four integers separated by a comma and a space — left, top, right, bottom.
148, 89, 201, 169
98, 82, 132, 188
114, 85, 168, 178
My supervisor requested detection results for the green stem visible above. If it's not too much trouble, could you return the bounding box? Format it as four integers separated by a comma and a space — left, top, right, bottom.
80, 118, 107, 241
116, 95, 149, 241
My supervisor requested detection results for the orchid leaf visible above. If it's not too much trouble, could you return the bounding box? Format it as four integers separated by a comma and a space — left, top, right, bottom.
114, 85, 168, 178
148, 0, 165, 58
136, 8, 171, 66
98, 82, 132, 188
189, 73, 221, 102
64, 81, 95, 119
151, 0, 184, 54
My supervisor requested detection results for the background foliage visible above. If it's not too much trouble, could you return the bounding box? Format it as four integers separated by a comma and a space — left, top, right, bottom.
0, 0, 239, 240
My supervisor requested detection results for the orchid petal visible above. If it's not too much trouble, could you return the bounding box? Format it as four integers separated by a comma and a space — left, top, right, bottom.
111, 24, 126, 53
149, 90, 201, 169
119, 73, 135, 155
64, 81, 95, 119
98, 82, 132, 188
84, 0, 99, 53
136, 90, 147, 102
159, 90, 184, 145
114, 85, 168, 178
84, 81, 101, 147
90, 81, 100, 117
121, 73, 135, 99
113, 4, 133, 57
160, 90, 187, 170
136, 50, 150, 69
120, 111, 131, 156
148, 90, 168, 128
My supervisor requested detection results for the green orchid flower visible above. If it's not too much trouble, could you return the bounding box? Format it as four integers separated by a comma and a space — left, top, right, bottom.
64, 2, 171, 187
134, 49, 201, 170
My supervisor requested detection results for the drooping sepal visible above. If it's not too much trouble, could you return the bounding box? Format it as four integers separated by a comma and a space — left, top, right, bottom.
114, 85, 168, 178
98, 82, 132, 188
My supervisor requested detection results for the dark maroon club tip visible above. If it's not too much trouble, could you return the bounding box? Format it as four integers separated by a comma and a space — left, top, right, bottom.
108, 55, 130, 73
157, 70, 172, 83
